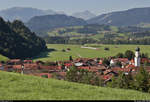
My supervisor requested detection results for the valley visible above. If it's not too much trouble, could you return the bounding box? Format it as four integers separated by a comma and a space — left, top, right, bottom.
1, 3, 150, 100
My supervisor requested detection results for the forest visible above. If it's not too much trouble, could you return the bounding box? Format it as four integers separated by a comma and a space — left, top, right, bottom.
0, 17, 47, 59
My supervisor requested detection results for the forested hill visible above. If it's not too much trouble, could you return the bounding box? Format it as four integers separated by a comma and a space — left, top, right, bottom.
26, 14, 87, 36
0, 17, 47, 59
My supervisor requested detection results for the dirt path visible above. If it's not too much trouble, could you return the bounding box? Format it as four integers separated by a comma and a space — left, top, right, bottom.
81, 46, 99, 50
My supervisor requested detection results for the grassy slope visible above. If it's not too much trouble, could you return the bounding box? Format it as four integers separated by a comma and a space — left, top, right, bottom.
0, 71, 150, 100
0, 54, 9, 61
34, 44, 150, 62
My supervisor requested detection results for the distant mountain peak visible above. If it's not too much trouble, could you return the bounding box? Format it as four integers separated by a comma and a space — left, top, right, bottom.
72, 10, 96, 20
0, 7, 66, 22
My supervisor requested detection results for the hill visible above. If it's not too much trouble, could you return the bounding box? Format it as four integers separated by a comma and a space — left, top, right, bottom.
0, 7, 61, 22
44, 24, 150, 45
72, 10, 96, 20
87, 7, 150, 27
0, 71, 150, 100
26, 14, 87, 36
0, 17, 47, 59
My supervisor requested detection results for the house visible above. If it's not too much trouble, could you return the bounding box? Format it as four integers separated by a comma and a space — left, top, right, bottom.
23, 63, 38, 69
4, 65, 14, 72
0, 64, 4, 70
23, 60, 33, 64
7, 59, 22, 65
64, 63, 73, 68
141, 58, 149, 64
78, 66, 90, 70
40, 65, 61, 70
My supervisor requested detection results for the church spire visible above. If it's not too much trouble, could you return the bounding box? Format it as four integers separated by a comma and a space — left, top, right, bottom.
134, 47, 140, 67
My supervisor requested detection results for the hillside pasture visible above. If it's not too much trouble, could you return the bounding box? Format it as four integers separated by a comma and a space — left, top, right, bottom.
0, 71, 150, 100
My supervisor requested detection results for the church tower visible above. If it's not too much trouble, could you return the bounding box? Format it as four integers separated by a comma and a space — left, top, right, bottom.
134, 47, 140, 67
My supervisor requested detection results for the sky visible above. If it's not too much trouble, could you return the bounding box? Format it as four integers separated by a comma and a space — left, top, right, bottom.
0, 0, 150, 15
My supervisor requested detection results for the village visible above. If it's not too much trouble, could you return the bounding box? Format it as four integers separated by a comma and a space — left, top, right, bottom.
0, 47, 150, 83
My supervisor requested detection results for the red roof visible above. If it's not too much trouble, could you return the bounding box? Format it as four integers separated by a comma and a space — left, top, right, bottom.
24, 63, 38, 69
103, 74, 113, 80
12, 65, 22, 69
78, 66, 90, 70
98, 60, 103, 65
126, 64, 135, 68
40, 65, 61, 70
64, 63, 73, 67
89, 68, 98, 72
24, 60, 33, 63
112, 67, 133, 72
115, 58, 129, 62
103, 69, 113, 75
8, 59, 21, 63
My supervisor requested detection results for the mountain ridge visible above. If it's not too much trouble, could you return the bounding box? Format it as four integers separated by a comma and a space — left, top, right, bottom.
26, 14, 87, 36
72, 10, 96, 20
0, 7, 66, 22
87, 7, 150, 26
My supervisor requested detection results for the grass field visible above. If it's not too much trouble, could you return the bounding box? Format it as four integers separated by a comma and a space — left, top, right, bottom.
0, 71, 150, 100
33, 44, 150, 62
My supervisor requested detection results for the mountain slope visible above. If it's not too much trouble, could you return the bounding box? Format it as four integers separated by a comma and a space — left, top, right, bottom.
0, 7, 60, 22
87, 7, 150, 26
0, 71, 150, 100
72, 10, 96, 20
26, 14, 87, 36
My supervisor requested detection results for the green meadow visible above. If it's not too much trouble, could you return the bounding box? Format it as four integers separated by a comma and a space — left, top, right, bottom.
33, 44, 150, 62
0, 71, 150, 100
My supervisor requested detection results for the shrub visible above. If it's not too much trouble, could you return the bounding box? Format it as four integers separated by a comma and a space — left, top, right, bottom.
62, 49, 66, 52
41, 75, 48, 78
104, 47, 109, 51
133, 66, 150, 92
116, 53, 124, 58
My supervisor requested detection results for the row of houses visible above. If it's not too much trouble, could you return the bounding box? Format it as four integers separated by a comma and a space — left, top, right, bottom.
1, 56, 150, 83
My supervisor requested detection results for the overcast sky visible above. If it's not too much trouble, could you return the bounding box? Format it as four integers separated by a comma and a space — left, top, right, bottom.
0, 0, 150, 15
